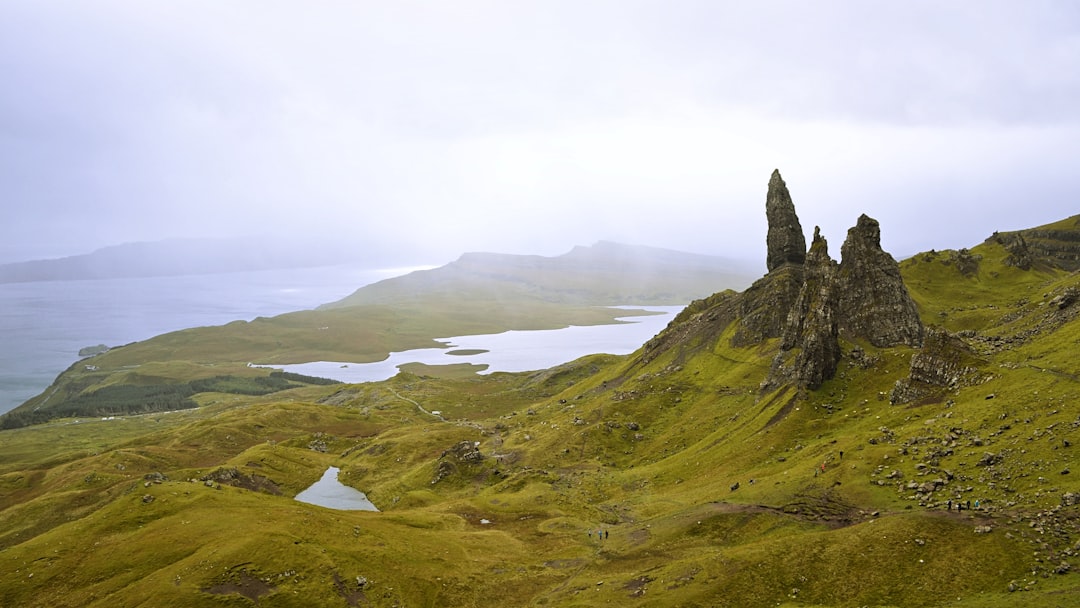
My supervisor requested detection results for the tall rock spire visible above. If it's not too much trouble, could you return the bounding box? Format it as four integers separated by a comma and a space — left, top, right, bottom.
765, 169, 807, 273
836, 214, 924, 347
764, 226, 842, 391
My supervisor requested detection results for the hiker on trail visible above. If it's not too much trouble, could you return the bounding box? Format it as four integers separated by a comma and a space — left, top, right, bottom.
947, 500, 952, 511
821, 462, 826, 473
839, 451, 844, 460
604, 530, 608, 539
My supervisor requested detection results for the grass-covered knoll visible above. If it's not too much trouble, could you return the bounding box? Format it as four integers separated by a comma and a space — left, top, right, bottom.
2, 219, 1080, 606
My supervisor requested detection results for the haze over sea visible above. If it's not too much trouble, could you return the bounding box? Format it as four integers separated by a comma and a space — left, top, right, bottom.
0, 266, 683, 416
0, 265, 399, 415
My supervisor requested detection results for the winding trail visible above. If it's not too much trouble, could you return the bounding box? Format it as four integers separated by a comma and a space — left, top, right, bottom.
387, 387, 443, 420
387, 387, 486, 432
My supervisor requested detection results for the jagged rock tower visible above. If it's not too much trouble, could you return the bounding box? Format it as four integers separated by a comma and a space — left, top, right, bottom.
835, 214, 924, 348
731, 170, 807, 346
765, 169, 807, 272
766, 227, 842, 389
762, 188, 924, 390
637, 169, 926, 392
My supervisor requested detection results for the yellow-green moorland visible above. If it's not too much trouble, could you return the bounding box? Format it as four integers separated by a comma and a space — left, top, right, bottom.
2, 220, 1080, 606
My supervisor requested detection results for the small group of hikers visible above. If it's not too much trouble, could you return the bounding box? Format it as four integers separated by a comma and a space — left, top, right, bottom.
946, 499, 979, 511
588, 529, 609, 540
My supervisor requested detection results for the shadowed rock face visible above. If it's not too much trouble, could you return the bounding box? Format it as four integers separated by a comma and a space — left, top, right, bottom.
730, 170, 807, 347
765, 170, 807, 272
765, 227, 842, 390
836, 214, 924, 348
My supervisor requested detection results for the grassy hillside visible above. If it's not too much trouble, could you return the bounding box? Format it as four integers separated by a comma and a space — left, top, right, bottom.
1, 218, 1079, 606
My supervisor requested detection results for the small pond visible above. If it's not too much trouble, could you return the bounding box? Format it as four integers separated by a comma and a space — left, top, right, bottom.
294, 467, 379, 511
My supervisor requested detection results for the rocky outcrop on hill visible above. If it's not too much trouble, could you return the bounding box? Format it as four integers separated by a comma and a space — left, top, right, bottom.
731, 265, 804, 347
890, 328, 988, 404
835, 214, 924, 348
730, 171, 808, 346
765, 169, 807, 272
763, 213, 924, 390
640, 170, 925, 391
988, 215, 1080, 271
764, 228, 841, 390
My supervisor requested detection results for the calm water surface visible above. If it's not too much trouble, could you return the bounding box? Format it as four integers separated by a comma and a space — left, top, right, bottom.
294, 466, 379, 511
260, 306, 682, 383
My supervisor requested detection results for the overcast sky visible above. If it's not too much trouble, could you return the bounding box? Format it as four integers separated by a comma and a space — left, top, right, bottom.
2, 1, 1078, 268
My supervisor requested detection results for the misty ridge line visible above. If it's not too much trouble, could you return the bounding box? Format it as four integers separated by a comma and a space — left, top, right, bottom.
0, 236, 762, 286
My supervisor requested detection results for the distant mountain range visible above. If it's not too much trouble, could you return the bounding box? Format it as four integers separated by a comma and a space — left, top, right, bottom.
0, 237, 375, 283
322, 240, 760, 308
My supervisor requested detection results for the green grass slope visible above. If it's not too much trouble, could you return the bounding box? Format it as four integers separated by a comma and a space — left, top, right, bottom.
1, 219, 1079, 606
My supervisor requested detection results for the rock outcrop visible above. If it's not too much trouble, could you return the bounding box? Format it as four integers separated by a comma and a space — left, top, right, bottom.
731, 170, 807, 346
764, 213, 925, 391
889, 328, 988, 404
987, 215, 1080, 271
638, 170, 925, 392
765, 170, 807, 272
835, 214, 924, 348
731, 265, 804, 347
764, 228, 841, 390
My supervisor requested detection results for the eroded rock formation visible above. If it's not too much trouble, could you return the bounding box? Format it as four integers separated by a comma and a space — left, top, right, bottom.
639, 170, 926, 392
890, 327, 988, 404
765, 227, 841, 390
731, 170, 807, 346
765, 169, 807, 272
835, 214, 924, 348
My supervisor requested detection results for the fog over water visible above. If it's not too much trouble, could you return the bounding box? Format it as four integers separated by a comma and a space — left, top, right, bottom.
0, 265, 396, 415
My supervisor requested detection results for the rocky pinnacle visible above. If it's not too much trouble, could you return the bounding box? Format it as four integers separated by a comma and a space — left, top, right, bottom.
836, 214, 924, 347
765, 169, 807, 272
